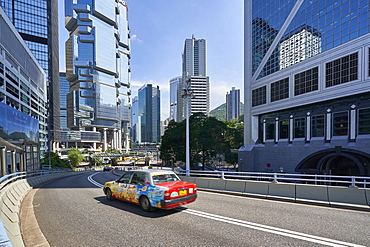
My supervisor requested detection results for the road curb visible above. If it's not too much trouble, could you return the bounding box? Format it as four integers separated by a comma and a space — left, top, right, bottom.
0, 171, 90, 246
19, 188, 49, 247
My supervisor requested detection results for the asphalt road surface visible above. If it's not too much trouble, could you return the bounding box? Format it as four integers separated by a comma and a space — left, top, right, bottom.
23, 172, 370, 247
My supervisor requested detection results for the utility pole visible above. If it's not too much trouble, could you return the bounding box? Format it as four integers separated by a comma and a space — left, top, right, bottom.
182, 77, 193, 176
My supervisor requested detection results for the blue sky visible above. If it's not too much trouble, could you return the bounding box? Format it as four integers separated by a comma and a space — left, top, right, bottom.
59, 0, 244, 120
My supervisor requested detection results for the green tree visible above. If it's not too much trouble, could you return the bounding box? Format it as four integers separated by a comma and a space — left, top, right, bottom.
41, 152, 71, 168
191, 113, 228, 169
67, 148, 84, 167
224, 121, 244, 149
161, 113, 230, 170
160, 120, 185, 163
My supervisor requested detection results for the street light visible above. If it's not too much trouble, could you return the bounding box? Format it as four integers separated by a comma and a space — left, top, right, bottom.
182, 77, 193, 176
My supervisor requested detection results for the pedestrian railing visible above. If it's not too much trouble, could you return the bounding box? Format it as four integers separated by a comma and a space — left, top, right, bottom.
175, 170, 370, 188
0, 169, 72, 191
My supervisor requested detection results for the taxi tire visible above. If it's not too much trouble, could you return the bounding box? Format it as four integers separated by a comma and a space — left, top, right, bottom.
106, 188, 113, 201
139, 196, 153, 212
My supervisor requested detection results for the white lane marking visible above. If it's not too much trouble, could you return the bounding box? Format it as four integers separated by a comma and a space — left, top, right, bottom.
87, 173, 104, 188
183, 209, 364, 247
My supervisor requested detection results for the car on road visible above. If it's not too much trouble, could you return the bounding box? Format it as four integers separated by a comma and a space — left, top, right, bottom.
103, 170, 197, 211
103, 166, 114, 171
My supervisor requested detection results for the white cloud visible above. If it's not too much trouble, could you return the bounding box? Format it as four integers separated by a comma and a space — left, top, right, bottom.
131, 34, 143, 43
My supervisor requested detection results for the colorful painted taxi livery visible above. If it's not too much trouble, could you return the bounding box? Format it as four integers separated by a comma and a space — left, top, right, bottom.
103, 170, 197, 211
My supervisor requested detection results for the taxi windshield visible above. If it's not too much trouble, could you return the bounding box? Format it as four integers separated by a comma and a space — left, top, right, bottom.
152, 173, 180, 184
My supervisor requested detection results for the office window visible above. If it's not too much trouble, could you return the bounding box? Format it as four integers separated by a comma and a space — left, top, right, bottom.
266, 122, 275, 140
294, 118, 305, 138
252, 86, 266, 107
333, 111, 348, 136
359, 108, 370, 135
326, 53, 358, 87
311, 115, 325, 137
279, 120, 289, 139
294, 67, 318, 96
271, 78, 289, 102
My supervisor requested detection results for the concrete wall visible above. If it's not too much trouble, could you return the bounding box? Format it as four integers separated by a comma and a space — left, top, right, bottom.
180, 176, 370, 208
0, 172, 85, 247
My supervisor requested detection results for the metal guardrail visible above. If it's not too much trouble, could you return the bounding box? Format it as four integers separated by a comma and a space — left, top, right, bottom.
175, 170, 370, 188
0, 169, 72, 191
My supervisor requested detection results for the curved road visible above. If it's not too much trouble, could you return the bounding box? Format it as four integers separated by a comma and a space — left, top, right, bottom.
22, 172, 370, 246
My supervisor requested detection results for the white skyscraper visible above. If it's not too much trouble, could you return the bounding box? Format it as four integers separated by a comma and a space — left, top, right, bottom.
178, 35, 210, 121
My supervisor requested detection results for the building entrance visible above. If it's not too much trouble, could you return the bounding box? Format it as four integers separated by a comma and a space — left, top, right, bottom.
296, 147, 370, 176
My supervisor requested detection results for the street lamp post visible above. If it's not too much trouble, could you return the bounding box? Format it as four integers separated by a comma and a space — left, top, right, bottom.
182, 77, 193, 176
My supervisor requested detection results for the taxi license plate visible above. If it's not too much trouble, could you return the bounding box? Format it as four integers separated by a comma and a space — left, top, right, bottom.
179, 190, 187, 196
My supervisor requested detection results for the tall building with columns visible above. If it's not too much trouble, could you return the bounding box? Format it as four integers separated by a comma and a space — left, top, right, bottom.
64, 0, 131, 151
240, 0, 370, 176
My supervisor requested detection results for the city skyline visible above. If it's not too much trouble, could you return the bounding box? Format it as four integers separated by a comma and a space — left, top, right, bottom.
58, 0, 244, 121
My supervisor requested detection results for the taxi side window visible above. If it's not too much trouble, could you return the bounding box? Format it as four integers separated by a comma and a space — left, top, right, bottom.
117, 172, 133, 183
131, 173, 146, 185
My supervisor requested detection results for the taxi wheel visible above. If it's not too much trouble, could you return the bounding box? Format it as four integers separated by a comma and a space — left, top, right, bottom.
139, 196, 153, 212
106, 188, 113, 201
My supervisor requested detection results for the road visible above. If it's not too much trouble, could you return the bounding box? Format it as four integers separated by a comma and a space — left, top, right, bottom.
24, 172, 370, 247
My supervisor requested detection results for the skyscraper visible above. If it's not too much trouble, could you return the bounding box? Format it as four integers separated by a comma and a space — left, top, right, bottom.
59, 72, 69, 132
226, 87, 240, 121
178, 35, 210, 121
131, 96, 138, 143
137, 84, 160, 144
0, 0, 60, 153
64, 0, 131, 151
169, 76, 181, 122
240, 0, 370, 176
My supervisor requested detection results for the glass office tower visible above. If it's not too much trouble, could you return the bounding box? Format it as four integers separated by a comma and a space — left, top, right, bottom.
0, 0, 60, 153
65, 0, 130, 151
137, 84, 160, 144
226, 87, 240, 121
240, 0, 370, 176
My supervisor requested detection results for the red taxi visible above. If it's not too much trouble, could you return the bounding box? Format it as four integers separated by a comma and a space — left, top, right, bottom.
103, 170, 197, 211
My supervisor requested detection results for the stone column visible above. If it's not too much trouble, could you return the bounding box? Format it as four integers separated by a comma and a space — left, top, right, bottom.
350, 104, 356, 141
103, 128, 108, 151
326, 109, 332, 142
0, 147, 6, 176
19, 152, 25, 172
263, 120, 266, 143
275, 117, 279, 143
306, 112, 311, 142
289, 115, 293, 143
114, 129, 118, 150
11, 150, 16, 173
118, 129, 122, 151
